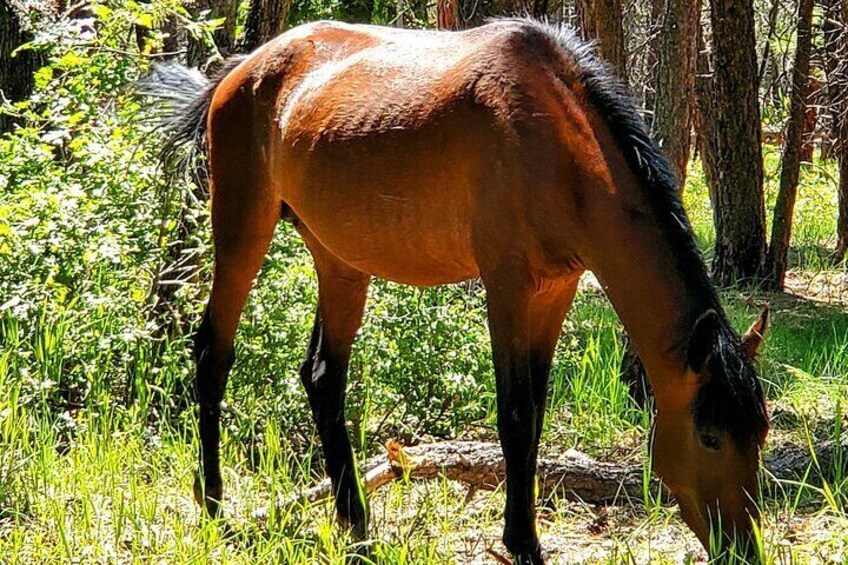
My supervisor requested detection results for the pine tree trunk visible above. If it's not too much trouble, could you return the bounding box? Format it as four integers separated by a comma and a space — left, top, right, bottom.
160, 15, 180, 56
706, 0, 767, 286
694, 20, 719, 202
642, 0, 666, 131
186, 0, 240, 66
799, 77, 820, 163
0, 0, 41, 133
764, 0, 815, 290
823, 0, 848, 260
839, 148, 848, 261
437, 0, 460, 29
240, 0, 292, 52
340, 0, 375, 23
461, 0, 551, 26
576, 0, 628, 82
651, 0, 701, 185
757, 0, 780, 84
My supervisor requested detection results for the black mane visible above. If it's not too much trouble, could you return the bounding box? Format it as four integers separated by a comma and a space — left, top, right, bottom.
512, 19, 768, 444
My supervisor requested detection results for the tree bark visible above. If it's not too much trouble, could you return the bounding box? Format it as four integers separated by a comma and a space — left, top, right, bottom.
463, 0, 551, 25
839, 142, 848, 261
186, 0, 240, 66
641, 0, 665, 130
240, 0, 292, 52
823, 0, 848, 260
799, 76, 821, 163
576, 0, 628, 82
757, 0, 780, 85
437, 0, 460, 29
651, 0, 701, 185
764, 0, 815, 290
705, 0, 767, 285
259, 438, 848, 514
340, 0, 374, 23
0, 0, 42, 133
694, 15, 719, 214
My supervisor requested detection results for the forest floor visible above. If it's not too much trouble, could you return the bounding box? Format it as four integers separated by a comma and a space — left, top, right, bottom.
1, 149, 847, 564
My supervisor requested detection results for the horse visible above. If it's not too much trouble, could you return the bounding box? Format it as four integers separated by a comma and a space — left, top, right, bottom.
144, 19, 770, 564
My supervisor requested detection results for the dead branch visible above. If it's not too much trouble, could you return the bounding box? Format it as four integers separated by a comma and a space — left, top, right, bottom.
254, 438, 848, 519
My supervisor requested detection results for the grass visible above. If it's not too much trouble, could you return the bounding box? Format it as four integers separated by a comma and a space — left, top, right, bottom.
1, 146, 847, 563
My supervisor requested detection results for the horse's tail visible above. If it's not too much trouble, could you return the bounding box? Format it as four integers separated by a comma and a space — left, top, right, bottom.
138, 56, 248, 184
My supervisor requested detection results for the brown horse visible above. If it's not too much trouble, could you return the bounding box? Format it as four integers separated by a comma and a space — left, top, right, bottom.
145, 19, 770, 563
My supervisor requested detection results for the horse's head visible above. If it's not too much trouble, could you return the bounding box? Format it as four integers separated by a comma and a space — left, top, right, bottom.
651, 307, 770, 558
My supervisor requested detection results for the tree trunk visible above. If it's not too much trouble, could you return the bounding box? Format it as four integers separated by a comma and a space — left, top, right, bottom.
186, 0, 240, 66
764, 0, 815, 290
823, 0, 848, 260
642, 0, 666, 131
340, 0, 375, 23
799, 76, 820, 163
0, 0, 42, 134
240, 0, 292, 52
757, 0, 780, 85
651, 0, 701, 185
705, 0, 767, 286
694, 16, 719, 207
576, 0, 628, 82
437, 0, 460, 29
839, 144, 848, 261
160, 15, 180, 56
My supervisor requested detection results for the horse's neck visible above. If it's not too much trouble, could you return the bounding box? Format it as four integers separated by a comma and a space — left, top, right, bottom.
578, 118, 715, 392
590, 236, 707, 389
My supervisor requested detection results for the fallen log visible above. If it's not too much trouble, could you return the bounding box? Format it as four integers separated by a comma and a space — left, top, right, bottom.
254, 438, 847, 518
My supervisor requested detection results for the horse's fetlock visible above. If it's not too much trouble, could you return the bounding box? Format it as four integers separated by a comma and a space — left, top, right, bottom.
502, 530, 541, 558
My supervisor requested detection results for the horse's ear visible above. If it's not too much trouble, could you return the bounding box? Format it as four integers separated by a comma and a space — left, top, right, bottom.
687, 309, 721, 373
741, 305, 770, 361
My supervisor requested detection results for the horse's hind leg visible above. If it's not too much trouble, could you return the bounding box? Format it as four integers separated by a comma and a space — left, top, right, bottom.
298, 234, 370, 539
192, 154, 279, 517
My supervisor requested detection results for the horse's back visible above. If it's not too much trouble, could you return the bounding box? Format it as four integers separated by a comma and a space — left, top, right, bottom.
209, 21, 591, 286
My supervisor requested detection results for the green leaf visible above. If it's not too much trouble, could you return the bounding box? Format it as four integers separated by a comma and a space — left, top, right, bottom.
133, 13, 154, 29
91, 4, 113, 19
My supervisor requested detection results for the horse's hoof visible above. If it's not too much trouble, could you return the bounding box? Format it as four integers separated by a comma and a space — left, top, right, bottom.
346, 539, 374, 564
337, 513, 369, 542
513, 549, 546, 565
193, 474, 222, 517
351, 518, 369, 542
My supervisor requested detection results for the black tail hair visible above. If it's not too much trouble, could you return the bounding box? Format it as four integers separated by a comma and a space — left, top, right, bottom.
138, 56, 248, 186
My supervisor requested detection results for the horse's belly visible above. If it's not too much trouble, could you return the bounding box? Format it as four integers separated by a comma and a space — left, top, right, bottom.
325, 237, 478, 286
287, 179, 480, 286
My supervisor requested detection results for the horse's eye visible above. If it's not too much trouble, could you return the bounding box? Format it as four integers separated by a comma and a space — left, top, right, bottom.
699, 433, 722, 451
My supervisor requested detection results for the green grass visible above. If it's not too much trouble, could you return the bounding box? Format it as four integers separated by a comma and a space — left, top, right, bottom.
2, 148, 847, 563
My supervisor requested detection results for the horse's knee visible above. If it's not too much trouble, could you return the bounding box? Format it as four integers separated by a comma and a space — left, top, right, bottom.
498, 402, 537, 445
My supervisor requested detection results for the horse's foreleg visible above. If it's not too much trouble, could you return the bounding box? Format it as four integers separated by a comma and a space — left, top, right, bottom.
485, 268, 578, 565
483, 266, 542, 563
528, 279, 578, 448
299, 241, 370, 539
